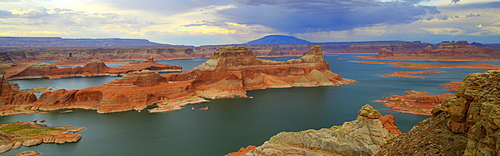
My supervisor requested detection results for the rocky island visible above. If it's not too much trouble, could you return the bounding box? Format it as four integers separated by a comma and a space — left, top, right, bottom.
0, 45, 354, 115
0, 121, 86, 154
374, 91, 453, 115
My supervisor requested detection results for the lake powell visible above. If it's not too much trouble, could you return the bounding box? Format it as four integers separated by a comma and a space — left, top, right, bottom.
3, 54, 500, 155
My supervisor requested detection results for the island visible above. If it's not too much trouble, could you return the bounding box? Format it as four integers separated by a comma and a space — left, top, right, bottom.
373, 91, 453, 115
0, 121, 86, 154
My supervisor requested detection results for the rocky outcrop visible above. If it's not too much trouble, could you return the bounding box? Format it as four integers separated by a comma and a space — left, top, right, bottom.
374, 91, 453, 115
6, 151, 40, 156
1, 45, 354, 115
0, 75, 37, 115
379, 70, 444, 79
3, 59, 181, 79
0, 121, 85, 154
228, 105, 401, 155
378, 70, 500, 155
440, 81, 462, 92
377, 48, 394, 57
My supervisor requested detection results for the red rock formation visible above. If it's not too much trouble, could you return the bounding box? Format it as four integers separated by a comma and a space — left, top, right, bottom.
225, 146, 256, 156
1, 45, 354, 115
340, 41, 427, 54
0, 75, 37, 115
440, 81, 462, 92
408, 41, 497, 58
377, 48, 394, 57
362, 41, 500, 61
374, 91, 453, 115
380, 115, 403, 135
3, 59, 182, 79
379, 70, 444, 79
350, 60, 500, 69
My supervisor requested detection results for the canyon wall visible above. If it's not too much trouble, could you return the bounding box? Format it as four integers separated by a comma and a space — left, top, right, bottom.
378, 70, 500, 155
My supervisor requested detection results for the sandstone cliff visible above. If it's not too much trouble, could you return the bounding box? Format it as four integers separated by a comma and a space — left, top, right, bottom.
0, 75, 37, 116
378, 70, 500, 155
228, 105, 401, 156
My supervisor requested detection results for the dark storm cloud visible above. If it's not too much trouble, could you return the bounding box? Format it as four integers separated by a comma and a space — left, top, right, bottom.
219, 0, 439, 33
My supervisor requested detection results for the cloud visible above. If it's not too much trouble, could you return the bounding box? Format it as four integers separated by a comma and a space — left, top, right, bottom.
0, 0, 20, 2
220, 0, 440, 33
451, 0, 460, 4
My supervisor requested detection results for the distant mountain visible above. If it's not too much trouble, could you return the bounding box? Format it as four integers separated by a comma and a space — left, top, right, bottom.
245, 35, 311, 44
0, 37, 170, 47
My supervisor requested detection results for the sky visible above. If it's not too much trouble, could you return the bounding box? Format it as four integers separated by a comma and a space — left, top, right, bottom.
0, 0, 499, 45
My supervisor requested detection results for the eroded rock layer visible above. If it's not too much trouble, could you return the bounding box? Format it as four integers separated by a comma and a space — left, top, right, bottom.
378, 70, 500, 155
228, 105, 401, 156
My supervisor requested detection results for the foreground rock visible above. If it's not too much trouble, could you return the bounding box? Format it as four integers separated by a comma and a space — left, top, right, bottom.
0, 122, 86, 154
378, 70, 500, 155
1, 45, 354, 115
228, 105, 401, 156
374, 91, 453, 116
2, 58, 182, 80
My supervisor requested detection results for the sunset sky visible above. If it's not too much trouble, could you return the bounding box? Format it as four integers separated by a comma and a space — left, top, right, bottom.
0, 0, 499, 45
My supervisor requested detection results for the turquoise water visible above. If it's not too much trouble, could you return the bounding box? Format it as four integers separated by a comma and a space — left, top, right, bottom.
3, 55, 500, 155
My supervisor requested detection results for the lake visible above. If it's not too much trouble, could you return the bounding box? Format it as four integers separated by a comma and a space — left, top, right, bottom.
3, 54, 500, 155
